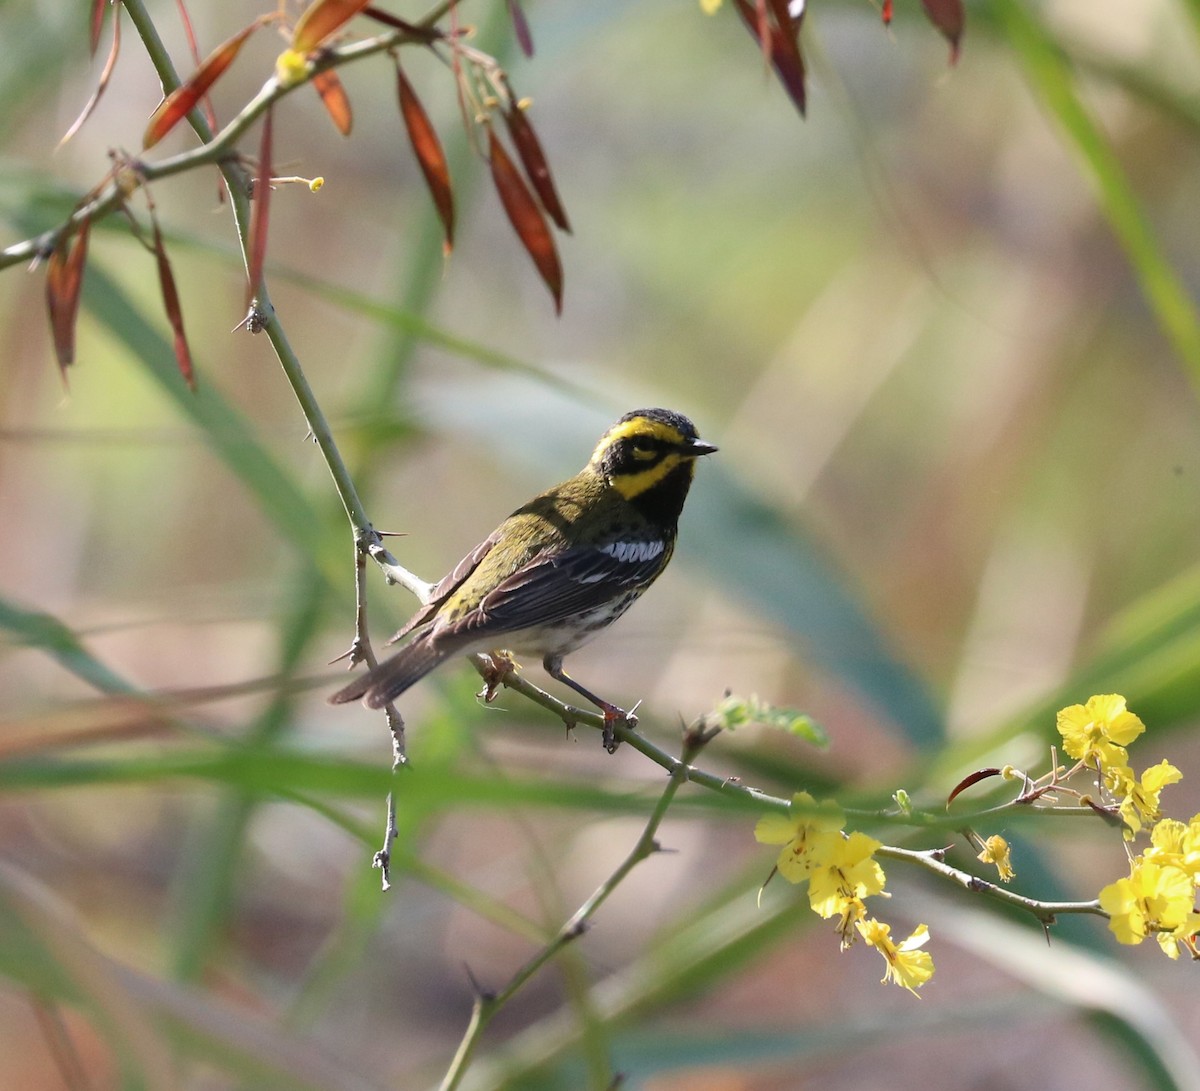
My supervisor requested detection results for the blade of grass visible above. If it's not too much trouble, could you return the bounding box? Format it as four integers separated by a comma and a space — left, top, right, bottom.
0, 596, 140, 696
81, 262, 341, 587
993, 0, 1200, 393
929, 559, 1200, 784
168, 577, 326, 983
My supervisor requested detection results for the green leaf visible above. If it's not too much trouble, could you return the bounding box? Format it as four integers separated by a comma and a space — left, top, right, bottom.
932, 560, 1200, 784
709, 692, 828, 749
993, 0, 1200, 390
82, 264, 343, 587
685, 464, 944, 750
0, 596, 137, 696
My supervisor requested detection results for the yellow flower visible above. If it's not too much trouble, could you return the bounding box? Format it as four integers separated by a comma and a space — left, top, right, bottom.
755, 792, 844, 883
977, 834, 1014, 882
807, 831, 886, 919
699, 0, 723, 12
1113, 760, 1182, 837
1098, 859, 1196, 954
1056, 694, 1145, 771
1145, 814, 1200, 877
835, 896, 868, 949
856, 919, 934, 995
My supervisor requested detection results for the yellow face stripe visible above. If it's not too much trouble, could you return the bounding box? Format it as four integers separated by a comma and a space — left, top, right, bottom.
590, 417, 686, 465
607, 452, 692, 499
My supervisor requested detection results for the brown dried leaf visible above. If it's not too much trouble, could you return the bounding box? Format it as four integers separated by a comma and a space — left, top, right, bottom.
488, 127, 562, 314
922, 0, 964, 64
291, 0, 372, 54
502, 101, 569, 233
246, 108, 274, 309
733, 0, 806, 116
60, 11, 121, 147
507, 0, 534, 58
45, 218, 93, 377
313, 69, 353, 135
396, 64, 454, 252
143, 19, 263, 148
149, 211, 194, 389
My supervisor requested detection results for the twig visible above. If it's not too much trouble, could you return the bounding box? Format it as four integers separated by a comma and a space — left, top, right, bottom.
438, 728, 707, 1091
875, 845, 1105, 924
1, 4, 456, 272
112, 0, 459, 889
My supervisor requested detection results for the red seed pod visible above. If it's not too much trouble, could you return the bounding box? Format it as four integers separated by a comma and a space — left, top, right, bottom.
502, 100, 570, 233
488, 127, 562, 313
396, 64, 455, 253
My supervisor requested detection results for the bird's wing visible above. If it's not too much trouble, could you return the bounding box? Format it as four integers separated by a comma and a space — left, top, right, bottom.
451, 536, 674, 637
387, 530, 502, 643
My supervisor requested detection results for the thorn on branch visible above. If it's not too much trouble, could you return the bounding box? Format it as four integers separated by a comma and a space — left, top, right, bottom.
329, 638, 367, 668
233, 302, 270, 334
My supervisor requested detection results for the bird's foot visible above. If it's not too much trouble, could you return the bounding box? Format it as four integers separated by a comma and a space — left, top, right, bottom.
478, 650, 518, 703
600, 700, 639, 755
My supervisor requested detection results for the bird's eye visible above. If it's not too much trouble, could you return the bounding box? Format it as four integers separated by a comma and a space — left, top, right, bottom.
630, 440, 658, 461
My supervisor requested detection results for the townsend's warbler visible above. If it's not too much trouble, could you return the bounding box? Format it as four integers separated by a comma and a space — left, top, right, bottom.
329, 408, 717, 751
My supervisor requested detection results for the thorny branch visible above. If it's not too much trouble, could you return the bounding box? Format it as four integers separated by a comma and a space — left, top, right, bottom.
437, 720, 713, 1091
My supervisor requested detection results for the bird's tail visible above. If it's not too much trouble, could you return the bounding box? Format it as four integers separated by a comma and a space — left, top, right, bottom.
328, 634, 450, 709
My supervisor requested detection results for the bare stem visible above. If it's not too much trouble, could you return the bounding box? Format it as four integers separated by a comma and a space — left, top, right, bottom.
438, 738, 698, 1091
876, 845, 1106, 923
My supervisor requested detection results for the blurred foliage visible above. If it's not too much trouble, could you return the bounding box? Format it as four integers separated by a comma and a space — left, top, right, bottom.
2, 0, 1200, 1088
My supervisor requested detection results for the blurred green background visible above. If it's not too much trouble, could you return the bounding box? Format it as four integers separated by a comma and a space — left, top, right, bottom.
2, 0, 1200, 1087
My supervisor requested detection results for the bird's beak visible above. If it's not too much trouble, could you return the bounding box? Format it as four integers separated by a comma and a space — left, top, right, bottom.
686, 438, 719, 457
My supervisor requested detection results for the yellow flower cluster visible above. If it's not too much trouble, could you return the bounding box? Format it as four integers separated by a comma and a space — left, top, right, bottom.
1058, 695, 1199, 957
755, 792, 934, 994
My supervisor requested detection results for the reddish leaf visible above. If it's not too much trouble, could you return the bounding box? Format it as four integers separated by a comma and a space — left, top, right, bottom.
313, 69, 353, 135
946, 768, 1002, 807
148, 214, 194, 389
922, 0, 964, 64
507, 0, 534, 58
292, 0, 372, 54
502, 100, 569, 233
174, 0, 219, 134
881, 0, 894, 25
143, 19, 263, 148
61, 11, 121, 147
89, 0, 108, 56
733, 0, 806, 116
396, 64, 454, 252
754, 0, 770, 70
488, 127, 562, 314
246, 108, 274, 309
45, 218, 92, 376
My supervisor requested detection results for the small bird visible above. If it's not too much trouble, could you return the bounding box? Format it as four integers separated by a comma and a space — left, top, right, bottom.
329, 408, 717, 751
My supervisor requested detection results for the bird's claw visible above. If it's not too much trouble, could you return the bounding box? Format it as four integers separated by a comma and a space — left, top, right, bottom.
601, 705, 637, 754
478, 651, 518, 703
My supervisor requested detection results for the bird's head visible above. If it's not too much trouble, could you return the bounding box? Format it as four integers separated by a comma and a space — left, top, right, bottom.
589, 408, 718, 507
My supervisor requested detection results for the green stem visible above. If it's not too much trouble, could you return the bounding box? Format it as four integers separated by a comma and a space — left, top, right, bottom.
437, 750, 694, 1091
876, 844, 1106, 923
